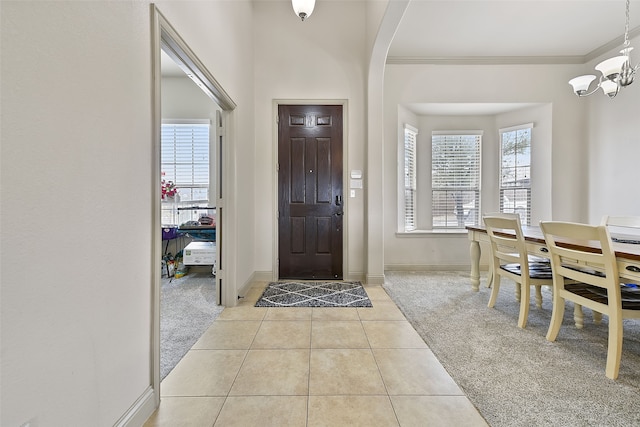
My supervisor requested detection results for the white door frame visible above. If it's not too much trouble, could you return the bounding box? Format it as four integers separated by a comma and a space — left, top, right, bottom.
150, 4, 237, 406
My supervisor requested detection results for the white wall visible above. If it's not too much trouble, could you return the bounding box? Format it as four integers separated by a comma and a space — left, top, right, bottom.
252, 1, 369, 279
162, 76, 220, 120
1, 1, 254, 425
383, 63, 588, 269
587, 33, 640, 221
1, 2, 152, 425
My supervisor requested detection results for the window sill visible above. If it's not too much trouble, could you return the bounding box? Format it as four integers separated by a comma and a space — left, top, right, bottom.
396, 229, 469, 237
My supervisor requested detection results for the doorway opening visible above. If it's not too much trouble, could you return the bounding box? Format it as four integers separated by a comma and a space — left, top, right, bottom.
158, 69, 220, 380
151, 5, 236, 399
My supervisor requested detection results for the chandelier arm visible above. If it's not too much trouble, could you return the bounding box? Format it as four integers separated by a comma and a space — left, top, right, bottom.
581, 75, 608, 97
578, 84, 605, 97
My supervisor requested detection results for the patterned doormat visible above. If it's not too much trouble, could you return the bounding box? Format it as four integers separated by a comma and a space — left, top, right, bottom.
255, 281, 372, 307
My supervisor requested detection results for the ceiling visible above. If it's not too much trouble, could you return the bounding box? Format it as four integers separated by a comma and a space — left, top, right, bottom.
161, 50, 188, 78
390, 0, 640, 115
161, 0, 640, 115
388, 0, 640, 62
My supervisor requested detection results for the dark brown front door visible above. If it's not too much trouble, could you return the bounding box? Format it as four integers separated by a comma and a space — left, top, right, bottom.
278, 104, 343, 279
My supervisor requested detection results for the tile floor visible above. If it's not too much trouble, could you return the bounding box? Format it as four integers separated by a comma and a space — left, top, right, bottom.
144, 282, 489, 426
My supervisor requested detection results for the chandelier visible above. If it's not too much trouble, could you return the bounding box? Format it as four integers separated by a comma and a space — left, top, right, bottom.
569, 0, 639, 98
292, 0, 315, 21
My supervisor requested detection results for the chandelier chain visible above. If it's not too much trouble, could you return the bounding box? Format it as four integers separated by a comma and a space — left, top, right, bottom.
624, 0, 631, 47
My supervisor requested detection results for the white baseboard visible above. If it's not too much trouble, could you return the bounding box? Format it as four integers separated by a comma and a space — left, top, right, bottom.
252, 271, 273, 282
237, 274, 257, 301
345, 272, 366, 283
365, 274, 385, 285
114, 386, 157, 427
384, 264, 488, 272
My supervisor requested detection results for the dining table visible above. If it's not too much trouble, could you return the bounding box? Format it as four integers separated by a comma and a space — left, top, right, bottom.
465, 224, 640, 292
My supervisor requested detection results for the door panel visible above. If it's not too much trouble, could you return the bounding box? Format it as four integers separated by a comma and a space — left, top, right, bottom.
278, 105, 343, 279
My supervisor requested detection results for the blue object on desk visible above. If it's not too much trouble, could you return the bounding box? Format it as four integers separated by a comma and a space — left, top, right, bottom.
177, 226, 216, 242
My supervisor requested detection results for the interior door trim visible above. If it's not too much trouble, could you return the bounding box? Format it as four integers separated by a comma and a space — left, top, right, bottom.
272, 99, 349, 282
151, 4, 237, 412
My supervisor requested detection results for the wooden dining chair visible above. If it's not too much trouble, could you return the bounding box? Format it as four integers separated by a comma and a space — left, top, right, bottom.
483, 213, 553, 328
540, 220, 640, 380
595, 215, 640, 325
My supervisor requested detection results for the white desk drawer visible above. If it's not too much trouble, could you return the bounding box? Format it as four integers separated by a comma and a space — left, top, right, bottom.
617, 260, 640, 283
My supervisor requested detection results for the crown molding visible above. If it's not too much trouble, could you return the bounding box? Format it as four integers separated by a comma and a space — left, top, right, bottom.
387, 25, 640, 66
386, 56, 585, 65
584, 25, 640, 62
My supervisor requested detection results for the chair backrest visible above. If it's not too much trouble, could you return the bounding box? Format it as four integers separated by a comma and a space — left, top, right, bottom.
539, 221, 620, 302
483, 212, 528, 275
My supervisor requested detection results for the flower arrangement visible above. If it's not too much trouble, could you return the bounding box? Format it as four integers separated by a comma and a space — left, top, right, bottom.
162, 179, 177, 200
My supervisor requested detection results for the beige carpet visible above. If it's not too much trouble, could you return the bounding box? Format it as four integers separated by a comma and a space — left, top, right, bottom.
383, 270, 640, 427
161, 271, 223, 380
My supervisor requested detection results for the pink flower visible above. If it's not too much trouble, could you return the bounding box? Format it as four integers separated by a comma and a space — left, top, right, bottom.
161, 179, 177, 200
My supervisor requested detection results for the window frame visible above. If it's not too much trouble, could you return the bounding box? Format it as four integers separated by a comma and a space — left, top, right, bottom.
431, 131, 482, 230
161, 119, 211, 226
499, 123, 533, 226
403, 124, 419, 232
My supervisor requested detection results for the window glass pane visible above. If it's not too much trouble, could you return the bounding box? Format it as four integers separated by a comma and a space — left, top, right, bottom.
432, 190, 478, 228
516, 144, 530, 167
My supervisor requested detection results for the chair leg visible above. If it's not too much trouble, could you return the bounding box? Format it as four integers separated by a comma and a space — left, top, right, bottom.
546, 292, 564, 342
535, 285, 543, 308
594, 311, 603, 324
574, 304, 584, 329
605, 312, 623, 380
488, 272, 501, 308
517, 281, 530, 328
515, 282, 521, 302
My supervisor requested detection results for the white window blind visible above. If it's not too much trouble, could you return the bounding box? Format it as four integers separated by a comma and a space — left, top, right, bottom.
431, 132, 481, 229
499, 124, 532, 225
404, 125, 418, 231
161, 122, 210, 225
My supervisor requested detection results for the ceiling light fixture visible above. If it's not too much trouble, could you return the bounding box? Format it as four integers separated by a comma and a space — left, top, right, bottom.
292, 0, 315, 21
569, 0, 639, 98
